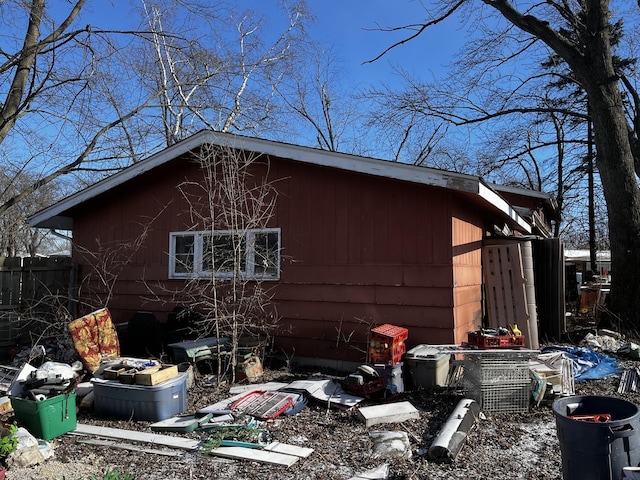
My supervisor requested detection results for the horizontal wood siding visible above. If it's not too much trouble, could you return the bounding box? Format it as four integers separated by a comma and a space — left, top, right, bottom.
70, 150, 480, 362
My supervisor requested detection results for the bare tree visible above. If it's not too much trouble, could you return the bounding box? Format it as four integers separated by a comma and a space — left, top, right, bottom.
0, 0, 170, 217
2, 1, 314, 248
0, 168, 62, 256
274, 45, 364, 153
369, 0, 640, 327
136, 0, 312, 145
142, 145, 280, 382
363, 69, 454, 165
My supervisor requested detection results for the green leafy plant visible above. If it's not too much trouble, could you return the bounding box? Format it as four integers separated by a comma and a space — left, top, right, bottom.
0, 423, 18, 460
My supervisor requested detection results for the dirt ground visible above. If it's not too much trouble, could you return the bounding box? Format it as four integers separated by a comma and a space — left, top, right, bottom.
2, 348, 638, 480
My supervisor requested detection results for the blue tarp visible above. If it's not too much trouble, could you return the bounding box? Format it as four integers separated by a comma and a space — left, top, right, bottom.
541, 345, 622, 382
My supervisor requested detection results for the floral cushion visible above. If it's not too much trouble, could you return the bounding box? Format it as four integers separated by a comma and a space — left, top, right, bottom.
68, 308, 120, 373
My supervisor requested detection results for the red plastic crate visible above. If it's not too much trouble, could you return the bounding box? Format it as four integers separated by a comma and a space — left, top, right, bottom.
467, 331, 525, 349
370, 324, 409, 346
368, 342, 406, 365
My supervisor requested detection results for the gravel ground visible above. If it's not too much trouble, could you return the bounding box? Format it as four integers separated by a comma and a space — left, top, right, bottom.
2, 350, 638, 480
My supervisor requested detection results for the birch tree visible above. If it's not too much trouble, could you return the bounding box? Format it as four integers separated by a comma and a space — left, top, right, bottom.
136, 0, 311, 146
2, 0, 314, 256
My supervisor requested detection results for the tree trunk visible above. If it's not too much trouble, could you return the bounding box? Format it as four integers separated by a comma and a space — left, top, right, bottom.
588, 82, 640, 327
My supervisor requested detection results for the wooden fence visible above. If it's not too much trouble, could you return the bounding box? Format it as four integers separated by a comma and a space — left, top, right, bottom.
0, 256, 74, 349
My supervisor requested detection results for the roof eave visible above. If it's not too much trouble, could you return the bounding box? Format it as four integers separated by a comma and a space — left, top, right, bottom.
29, 131, 531, 234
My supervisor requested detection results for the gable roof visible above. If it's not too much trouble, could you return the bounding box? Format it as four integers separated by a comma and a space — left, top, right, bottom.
29, 130, 532, 233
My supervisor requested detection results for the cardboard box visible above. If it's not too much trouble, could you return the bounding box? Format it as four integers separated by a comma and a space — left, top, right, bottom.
405, 345, 451, 388
135, 364, 178, 386
92, 373, 187, 421
10, 392, 77, 440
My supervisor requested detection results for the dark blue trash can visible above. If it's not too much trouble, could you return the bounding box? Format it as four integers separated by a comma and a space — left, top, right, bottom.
553, 395, 640, 480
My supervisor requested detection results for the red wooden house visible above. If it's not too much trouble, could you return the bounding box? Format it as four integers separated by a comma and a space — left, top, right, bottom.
30, 131, 550, 366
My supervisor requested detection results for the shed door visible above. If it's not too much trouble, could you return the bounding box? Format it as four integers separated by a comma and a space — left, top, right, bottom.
482, 243, 529, 329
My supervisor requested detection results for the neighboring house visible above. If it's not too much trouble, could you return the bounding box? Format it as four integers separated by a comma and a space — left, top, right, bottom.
29, 131, 557, 367
490, 184, 558, 239
565, 249, 611, 278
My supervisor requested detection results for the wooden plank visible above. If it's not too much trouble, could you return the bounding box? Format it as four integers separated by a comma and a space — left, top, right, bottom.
77, 439, 185, 457
69, 423, 313, 467
264, 441, 314, 458
71, 423, 202, 450
135, 364, 178, 386
208, 446, 299, 467
483, 244, 528, 329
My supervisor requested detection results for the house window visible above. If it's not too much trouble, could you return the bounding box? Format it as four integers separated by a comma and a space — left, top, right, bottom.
169, 228, 280, 280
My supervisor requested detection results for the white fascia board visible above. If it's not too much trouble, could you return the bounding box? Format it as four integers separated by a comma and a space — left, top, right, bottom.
478, 183, 532, 234
29, 132, 214, 228
207, 132, 481, 192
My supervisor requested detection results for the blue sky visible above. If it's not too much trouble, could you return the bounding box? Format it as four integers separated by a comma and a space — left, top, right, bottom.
73, 1, 468, 92
42, 1, 473, 162
261, 0, 467, 89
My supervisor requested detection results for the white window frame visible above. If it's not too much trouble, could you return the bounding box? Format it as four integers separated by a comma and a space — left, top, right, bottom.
169, 228, 281, 280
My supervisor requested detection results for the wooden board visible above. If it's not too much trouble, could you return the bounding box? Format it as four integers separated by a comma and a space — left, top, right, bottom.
482, 244, 528, 329
103, 365, 128, 380
356, 401, 420, 428
77, 439, 185, 457
264, 441, 314, 458
135, 364, 178, 386
208, 446, 299, 467
71, 423, 202, 450
150, 414, 212, 433
228, 382, 290, 395
118, 369, 138, 384
72, 423, 313, 467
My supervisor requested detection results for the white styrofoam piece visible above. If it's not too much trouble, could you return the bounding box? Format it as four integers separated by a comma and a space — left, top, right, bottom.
357, 401, 420, 427
8, 363, 37, 397
348, 463, 390, 480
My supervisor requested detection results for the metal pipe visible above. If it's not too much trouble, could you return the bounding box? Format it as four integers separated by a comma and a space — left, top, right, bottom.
428, 398, 480, 463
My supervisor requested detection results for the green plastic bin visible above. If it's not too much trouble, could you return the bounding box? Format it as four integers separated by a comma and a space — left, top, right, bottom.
11, 391, 77, 440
